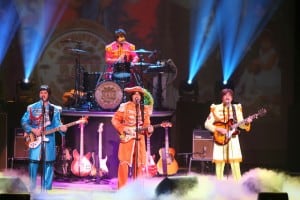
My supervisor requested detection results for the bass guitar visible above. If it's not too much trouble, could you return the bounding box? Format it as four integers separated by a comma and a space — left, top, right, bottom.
213, 108, 267, 145
25, 117, 88, 149
156, 122, 178, 175
120, 122, 172, 143
71, 119, 92, 177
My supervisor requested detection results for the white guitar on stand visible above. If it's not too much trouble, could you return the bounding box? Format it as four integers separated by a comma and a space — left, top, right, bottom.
97, 122, 108, 175
145, 135, 157, 177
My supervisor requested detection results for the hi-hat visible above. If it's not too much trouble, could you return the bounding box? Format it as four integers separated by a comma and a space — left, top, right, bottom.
67, 48, 88, 54
133, 49, 153, 54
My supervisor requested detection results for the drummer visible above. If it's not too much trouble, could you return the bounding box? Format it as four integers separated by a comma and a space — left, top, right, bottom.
105, 28, 139, 80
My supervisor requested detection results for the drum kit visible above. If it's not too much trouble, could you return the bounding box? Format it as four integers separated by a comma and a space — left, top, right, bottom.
62, 38, 175, 110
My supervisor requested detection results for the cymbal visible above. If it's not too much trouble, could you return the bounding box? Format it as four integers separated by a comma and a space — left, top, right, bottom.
61, 38, 81, 44
67, 48, 88, 54
131, 62, 153, 66
133, 49, 153, 54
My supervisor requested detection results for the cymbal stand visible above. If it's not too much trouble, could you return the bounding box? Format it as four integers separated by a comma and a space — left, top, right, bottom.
74, 52, 84, 108
133, 54, 145, 87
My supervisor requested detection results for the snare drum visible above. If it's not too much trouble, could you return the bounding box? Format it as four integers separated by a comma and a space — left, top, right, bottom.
113, 62, 131, 82
94, 81, 123, 110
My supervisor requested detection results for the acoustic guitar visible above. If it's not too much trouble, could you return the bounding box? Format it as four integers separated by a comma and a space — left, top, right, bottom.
213, 108, 267, 145
71, 120, 92, 177
156, 123, 178, 175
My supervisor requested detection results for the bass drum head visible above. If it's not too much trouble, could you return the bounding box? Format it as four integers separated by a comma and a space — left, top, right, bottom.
95, 81, 123, 110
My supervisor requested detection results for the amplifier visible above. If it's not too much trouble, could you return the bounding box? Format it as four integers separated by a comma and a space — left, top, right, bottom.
192, 129, 213, 160
14, 128, 29, 159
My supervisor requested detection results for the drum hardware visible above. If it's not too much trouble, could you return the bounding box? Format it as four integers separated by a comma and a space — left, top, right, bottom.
132, 49, 154, 54
112, 62, 131, 83
67, 48, 89, 54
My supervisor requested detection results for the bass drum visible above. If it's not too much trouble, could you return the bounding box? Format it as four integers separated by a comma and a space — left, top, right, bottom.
94, 81, 123, 110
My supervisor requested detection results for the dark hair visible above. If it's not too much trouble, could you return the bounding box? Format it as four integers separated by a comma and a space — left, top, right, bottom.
39, 84, 51, 96
220, 88, 233, 98
115, 28, 126, 38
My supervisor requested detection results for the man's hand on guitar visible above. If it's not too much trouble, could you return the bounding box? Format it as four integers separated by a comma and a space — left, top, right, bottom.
59, 125, 68, 132
216, 127, 227, 135
147, 125, 154, 134
31, 128, 42, 136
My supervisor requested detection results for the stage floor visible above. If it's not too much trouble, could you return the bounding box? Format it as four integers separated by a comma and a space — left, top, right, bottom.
1, 167, 300, 200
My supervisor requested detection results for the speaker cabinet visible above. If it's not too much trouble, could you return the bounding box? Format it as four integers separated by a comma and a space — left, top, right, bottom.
14, 128, 28, 159
192, 129, 213, 160
0, 113, 7, 170
258, 192, 289, 200
155, 176, 198, 197
0, 176, 29, 199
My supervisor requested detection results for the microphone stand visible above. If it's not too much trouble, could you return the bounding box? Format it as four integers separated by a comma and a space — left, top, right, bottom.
133, 100, 139, 179
41, 101, 46, 192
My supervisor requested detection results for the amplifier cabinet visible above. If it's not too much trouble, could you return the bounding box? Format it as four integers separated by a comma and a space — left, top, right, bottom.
192, 130, 213, 160
14, 128, 29, 159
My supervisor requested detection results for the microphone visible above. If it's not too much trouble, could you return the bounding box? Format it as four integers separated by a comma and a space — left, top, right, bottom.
42, 101, 46, 114
135, 97, 140, 104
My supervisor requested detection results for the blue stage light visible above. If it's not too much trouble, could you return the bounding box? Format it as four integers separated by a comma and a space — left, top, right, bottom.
0, 1, 20, 65
15, 1, 68, 81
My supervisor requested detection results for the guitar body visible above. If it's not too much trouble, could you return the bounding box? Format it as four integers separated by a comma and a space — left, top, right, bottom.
145, 135, 157, 177
157, 147, 178, 175
25, 117, 88, 149
71, 149, 92, 177
212, 108, 267, 145
213, 119, 240, 145
99, 155, 108, 176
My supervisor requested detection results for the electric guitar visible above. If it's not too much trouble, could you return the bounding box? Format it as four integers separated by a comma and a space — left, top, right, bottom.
157, 123, 178, 175
71, 120, 92, 177
213, 108, 267, 145
120, 122, 172, 143
97, 122, 108, 175
25, 116, 88, 149
145, 134, 157, 177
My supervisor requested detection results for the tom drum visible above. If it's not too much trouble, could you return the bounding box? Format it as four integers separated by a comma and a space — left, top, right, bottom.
113, 62, 131, 82
94, 81, 123, 110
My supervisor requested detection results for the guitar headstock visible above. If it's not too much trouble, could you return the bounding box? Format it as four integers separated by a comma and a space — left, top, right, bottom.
161, 121, 172, 128
78, 116, 88, 124
98, 122, 104, 133
257, 108, 267, 117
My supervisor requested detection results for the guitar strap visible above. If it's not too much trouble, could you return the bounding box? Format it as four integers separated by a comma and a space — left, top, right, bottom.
49, 105, 54, 123
231, 104, 237, 123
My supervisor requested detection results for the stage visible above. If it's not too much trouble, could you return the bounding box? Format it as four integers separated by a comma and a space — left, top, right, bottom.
1, 167, 299, 200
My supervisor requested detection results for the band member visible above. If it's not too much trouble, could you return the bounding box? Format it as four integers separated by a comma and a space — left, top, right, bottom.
204, 88, 252, 181
105, 28, 139, 80
21, 85, 67, 191
111, 86, 154, 189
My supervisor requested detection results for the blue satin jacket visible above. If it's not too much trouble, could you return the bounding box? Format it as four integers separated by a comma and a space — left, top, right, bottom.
21, 100, 65, 161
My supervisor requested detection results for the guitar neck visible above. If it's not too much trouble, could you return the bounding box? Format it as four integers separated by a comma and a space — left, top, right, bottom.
138, 123, 163, 132
80, 123, 84, 157
231, 112, 262, 129
44, 120, 82, 136
164, 127, 169, 150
